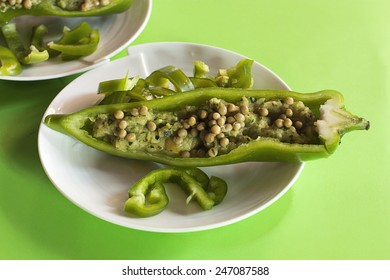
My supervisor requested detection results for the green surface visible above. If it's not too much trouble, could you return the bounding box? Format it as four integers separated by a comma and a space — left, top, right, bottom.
0, 0, 388, 259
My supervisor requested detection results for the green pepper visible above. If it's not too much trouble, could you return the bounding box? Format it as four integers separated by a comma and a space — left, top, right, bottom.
44, 88, 369, 167
193, 60, 210, 78
145, 65, 195, 92
226, 58, 254, 89
48, 22, 100, 59
0, 0, 133, 25
125, 167, 227, 217
125, 180, 169, 217
1, 22, 49, 64
190, 77, 218, 89
97, 59, 254, 104
0, 45, 22, 76
30, 24, 49, 52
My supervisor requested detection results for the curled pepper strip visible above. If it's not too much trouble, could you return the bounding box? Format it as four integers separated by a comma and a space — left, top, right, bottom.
226, 58, 254, 89
97, 59, 254, 105
125, 168, 228, 217
125, 181, 169, 218
30, 24, 49, 52
48, 22, 100, 60
145, 65, 195, 92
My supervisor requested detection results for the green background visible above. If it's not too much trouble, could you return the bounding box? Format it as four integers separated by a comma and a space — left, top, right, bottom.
1, 0, 389, 259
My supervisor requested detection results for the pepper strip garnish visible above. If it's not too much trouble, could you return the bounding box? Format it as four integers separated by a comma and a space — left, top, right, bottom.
0, 45, 22, 76
145, 65, 195, 92
48, 21, 100, 60
124, 167, 227, 217
1, 22, 49, 64
96, 59, 254, 104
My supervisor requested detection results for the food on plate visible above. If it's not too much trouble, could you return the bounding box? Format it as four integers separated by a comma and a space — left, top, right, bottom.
1, 22, 49, 65
44, 86, 369, 167
42, 60, 369, 217
0, 0, 133, 24
0, 45, 22, 75
125, 167, 227, 217
97, 59, 254, 105
0, 21, 99, 75
47, 21, 99, 60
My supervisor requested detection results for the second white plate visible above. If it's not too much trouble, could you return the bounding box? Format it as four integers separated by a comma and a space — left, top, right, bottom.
0, 0, 152, 81
38, 42, 304, 232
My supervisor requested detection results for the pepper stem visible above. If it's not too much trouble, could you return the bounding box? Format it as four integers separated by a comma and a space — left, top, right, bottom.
316, 98, 370, 153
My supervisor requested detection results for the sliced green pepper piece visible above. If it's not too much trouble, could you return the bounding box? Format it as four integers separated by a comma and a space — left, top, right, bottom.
193, 60, 210, 78
190, 77, 218, 89
125, 181, 169, 217
145, 65, 195, 92
98, 90, 129, 105
0, 0, 133, 25
226, 58, 254, 89
48, 24, 99, 58
44, 88, 369, 167
0, 45, 22, 76
1, 23, 49, 64
206, 176, 228, 205
98, 72, 133, 94
125, 167, 226, 217
30, 24, 48, 52
179, 167, 226, 204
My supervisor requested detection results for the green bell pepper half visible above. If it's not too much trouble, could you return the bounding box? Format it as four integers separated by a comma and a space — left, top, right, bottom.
0, 0, 133, 25
44, 88, 370, 167
125, 167, 227, 217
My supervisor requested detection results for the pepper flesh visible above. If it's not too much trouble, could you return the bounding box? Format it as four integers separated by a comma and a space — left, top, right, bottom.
0, 0, 133, 25
44, 88, 370, 167
125, 167, 227, 217
96, 59, 253, 105
1, 22, 49, 64
47, 21, 100, 60
0, 45, 22, 75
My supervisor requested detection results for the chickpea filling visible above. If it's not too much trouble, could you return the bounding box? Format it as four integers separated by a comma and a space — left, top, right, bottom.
89, 96, 320, 158
56, 0, 111, 12
0, 0, 38, 11
0, 0, 111, 12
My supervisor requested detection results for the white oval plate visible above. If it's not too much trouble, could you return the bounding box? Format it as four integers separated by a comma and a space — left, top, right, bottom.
0, 0, 151, 81
38, 42, 304, 232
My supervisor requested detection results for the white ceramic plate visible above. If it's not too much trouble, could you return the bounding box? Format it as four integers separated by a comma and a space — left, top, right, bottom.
0, 0, 151, 81
38, 42, 304, 232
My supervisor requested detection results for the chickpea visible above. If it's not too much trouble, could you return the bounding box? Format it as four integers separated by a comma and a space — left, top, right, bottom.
114, 110, 124, 120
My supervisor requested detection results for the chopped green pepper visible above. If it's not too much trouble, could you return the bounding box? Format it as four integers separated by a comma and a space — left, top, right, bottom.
97, 59, 253, 105
1, 22, 49, 64
125, 167, 227, 217
0, 45, 22, 76
126, 180, 169, 217
48, 21, 100, 60
30, 24, 49, 52
0, 0, 133, 25
44, 88, 369, 167
145, 65, 195, 92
